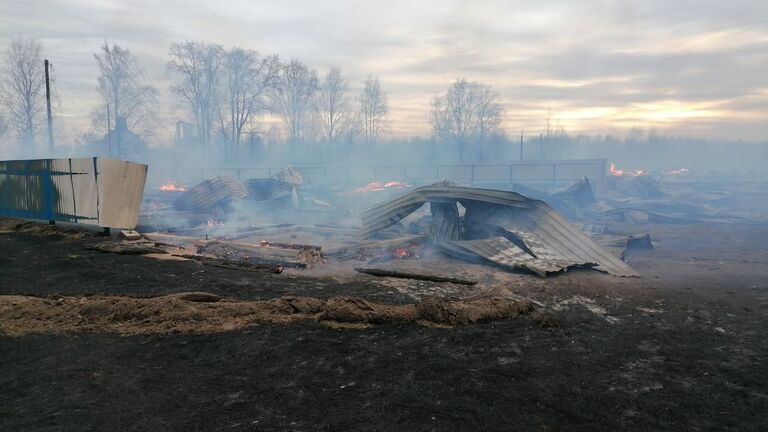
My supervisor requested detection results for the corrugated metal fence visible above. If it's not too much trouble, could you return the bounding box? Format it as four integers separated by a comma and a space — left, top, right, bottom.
149, 159, 607, 188
0, 157, 147, 228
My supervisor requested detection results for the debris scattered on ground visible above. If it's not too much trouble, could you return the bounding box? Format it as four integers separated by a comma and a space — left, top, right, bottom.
272, 166, 305, 187
120, 229, 142, 240
84, 241, 167, 255
172, 254, 285, 273
174, 176, 249, 214
552, 295, 620, 324
195, 240, 308, 269
297, 247, 325, 269
361, 183, 637, 277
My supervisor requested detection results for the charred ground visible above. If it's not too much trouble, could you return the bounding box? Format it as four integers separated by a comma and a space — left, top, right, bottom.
1, 219, 767, 431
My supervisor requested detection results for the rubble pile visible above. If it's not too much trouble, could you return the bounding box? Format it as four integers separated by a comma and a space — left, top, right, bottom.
135, 163, 767, 282
174, 176, 248, 214
361, 183, 637, 277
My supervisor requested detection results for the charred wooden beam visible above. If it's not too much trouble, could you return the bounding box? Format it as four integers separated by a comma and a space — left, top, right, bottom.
253, 240, 321, 251
172, 254, 286, 273
353, 267, 478, 286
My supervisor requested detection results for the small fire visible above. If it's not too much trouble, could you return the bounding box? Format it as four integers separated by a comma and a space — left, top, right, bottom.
392, 244, 421, 259
393, 248, 410, 258
610, 163, 646, 177
354, 180, 410, 193
159, 182, 186, 192
203, 219, 223, 228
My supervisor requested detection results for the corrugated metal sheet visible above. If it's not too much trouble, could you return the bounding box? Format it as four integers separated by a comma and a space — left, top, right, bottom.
439, 237, 592, 277
361, 184, 637, 277
361, 184, 529, 239
174, 176, 248, 213
0, 157, 147, 228
245, 178, 293, 202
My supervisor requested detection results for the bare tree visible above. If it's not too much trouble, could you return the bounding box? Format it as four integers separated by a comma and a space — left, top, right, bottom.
430, 78, 503, 161
317, 67, 349, 150
93, 41, 158, 157
338, 111, 362, 154
0, 111, 7, 138
271, 58, 318, 147
0, 38, 45, 150
168, 41, 226, 156
475, 84, 504, 160
539, 109, 566, 159
217, 48, 280, 160
359, 74, 388, 146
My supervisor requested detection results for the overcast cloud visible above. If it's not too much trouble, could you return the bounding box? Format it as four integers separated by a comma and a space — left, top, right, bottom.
1, 0, 766, 141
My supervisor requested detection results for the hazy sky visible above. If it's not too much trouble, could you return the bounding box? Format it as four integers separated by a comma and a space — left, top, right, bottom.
1, 0, 766, 142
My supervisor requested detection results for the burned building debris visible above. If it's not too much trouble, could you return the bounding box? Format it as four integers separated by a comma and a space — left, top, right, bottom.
173, 176, 248, 214
16, 155, 766, 285
361, 183, 638, 277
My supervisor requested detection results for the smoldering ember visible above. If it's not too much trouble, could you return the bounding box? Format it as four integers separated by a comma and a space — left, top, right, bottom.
1, 2, 768, 431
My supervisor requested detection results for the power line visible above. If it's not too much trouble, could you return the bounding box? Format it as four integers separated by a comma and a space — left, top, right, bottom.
47, 63, 102, 147
48, 64, 92, 118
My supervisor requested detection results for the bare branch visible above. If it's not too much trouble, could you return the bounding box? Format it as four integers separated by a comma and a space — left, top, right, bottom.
430, 78, 503, 161
359, 74, 388, 146
270, 58, 318, 147
0, 37, 46, 149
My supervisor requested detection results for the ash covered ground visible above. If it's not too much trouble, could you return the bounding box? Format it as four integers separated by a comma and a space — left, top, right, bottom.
2, 172, 768, 431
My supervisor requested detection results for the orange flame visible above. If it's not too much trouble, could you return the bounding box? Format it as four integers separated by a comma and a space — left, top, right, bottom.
354, 180, 410, 193
393, 248, 410, 258
159, 182, 187, 192
610, 163, 647, 177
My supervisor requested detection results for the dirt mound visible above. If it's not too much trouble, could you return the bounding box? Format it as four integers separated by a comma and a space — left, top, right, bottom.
266, 296, 325, 315
165, 292, 222, 302
0, 218, 93, 240
416, 296, 534, 325
0, 293, 539, 336
319, 297, 414, 324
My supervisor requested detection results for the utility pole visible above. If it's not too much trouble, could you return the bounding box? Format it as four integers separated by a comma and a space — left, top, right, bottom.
539, 132, 543, 160
106, 104, 112, 157
44, 59, 54, 157
519, 130, 524, 161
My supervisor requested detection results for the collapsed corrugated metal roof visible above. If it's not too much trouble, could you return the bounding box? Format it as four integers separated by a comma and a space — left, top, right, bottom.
174, 176, 248, 214
361, 184, 637, 277
245, 178, 293, 202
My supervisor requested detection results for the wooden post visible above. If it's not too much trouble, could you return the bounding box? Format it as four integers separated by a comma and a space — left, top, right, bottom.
44, 59, 54, 157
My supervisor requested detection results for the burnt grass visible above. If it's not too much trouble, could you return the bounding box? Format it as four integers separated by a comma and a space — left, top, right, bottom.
2, 228, 768, 431
0, 232, 414, 304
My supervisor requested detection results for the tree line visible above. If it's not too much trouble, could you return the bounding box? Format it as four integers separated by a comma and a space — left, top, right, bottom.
1, 37, 507, 162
